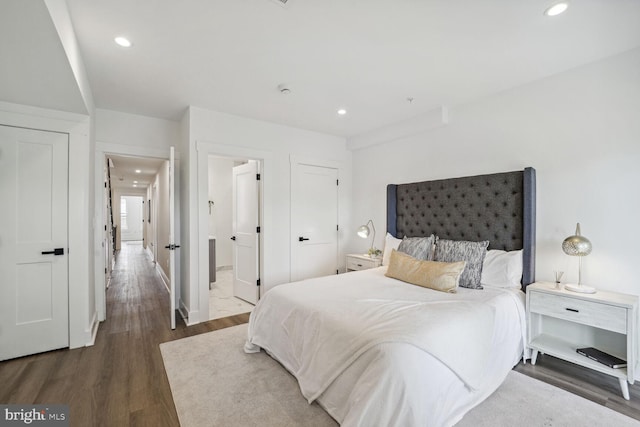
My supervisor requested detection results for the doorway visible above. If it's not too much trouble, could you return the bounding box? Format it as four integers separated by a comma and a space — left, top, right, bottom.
101, 153, 178, 327
120, 196, 144, 243
208, 155, 259, 320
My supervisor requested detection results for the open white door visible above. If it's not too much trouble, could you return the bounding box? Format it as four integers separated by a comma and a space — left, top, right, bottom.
0, 125, 69, 360
168, 147, 178, 329
291, 163, 338, 282
232, 161, 260, 304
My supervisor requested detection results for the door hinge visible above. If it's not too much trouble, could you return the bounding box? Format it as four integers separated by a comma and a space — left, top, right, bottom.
336, 269, 339, 275
336, 179, 339, 186
104, 225, 107, 231
256, 173, 261, 181
257, 226, 261, 233
336, 224, 339, 231
104, 182, 107, 188
257, 279, 261, 287
105, 267, 107, 274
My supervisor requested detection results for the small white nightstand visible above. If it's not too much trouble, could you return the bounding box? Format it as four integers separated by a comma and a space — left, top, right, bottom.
346, 254, 382, 272
527, 282, 639, 400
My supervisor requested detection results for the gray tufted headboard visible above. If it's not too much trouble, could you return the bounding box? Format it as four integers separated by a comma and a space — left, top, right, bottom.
386, 168, 536, 288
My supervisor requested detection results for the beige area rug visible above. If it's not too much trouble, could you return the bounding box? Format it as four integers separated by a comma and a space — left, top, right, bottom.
160, 324, 640, 427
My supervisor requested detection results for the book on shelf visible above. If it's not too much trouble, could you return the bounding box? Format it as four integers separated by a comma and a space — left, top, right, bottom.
576, 347, 627, 369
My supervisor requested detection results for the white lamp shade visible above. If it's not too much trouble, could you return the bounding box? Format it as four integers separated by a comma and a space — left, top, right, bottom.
357, 225, 370, 238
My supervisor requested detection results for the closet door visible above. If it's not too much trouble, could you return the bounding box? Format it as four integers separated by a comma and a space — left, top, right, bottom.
0, 125, 69, 360
291, 162, 338, 282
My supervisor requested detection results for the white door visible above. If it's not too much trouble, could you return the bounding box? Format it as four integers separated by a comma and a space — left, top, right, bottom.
291, 163, 338, 282
232, 161, 260, 304
0, 125, 69, 361
168, 147, 178, 329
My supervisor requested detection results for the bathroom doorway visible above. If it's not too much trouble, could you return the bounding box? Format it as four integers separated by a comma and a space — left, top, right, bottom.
208, 155, 260, 320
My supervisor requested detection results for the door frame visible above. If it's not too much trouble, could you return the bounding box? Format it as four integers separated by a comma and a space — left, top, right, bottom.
0, 101, 92, 348
94, 142, 178, 323
196, 141, 269, 324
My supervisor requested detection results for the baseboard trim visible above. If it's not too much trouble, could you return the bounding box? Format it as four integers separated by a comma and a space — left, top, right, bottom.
157, 264, 170, 293
178, 300, 196, 325
86, 311, 100, 347
216, 265, 233, 272
145, 246, 154, 262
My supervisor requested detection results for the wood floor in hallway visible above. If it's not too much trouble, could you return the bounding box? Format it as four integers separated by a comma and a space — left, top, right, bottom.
0, 242, 249, 427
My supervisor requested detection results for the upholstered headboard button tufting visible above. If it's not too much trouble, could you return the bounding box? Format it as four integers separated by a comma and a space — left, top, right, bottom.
387, 168, 536, 287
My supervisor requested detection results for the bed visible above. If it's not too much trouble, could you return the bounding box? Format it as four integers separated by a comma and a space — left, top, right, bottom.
246, 168, 536, 426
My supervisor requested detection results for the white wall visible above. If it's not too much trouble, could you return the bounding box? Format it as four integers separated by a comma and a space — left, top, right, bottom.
183, 106, 352, 324
208, 156, 234, 268
154, 161, 171, 279
350, 47, 640, 296
95, 109, 179, 148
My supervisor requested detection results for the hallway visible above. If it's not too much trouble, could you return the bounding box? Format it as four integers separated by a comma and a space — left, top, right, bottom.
0, 242, 249, 426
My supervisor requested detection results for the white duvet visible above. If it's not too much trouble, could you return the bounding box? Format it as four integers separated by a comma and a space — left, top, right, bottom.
245, 267, 526, 427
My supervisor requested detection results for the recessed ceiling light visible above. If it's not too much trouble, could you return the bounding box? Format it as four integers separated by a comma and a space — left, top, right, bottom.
135, 169, 141, 173
114, 36, 132, 48
133, 180, 138, 184
133, 184, 137, 187
544, 2, 568, 16
337, 109, 347, 116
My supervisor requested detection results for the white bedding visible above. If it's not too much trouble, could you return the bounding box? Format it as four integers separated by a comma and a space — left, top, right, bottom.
245, 267, 526, 426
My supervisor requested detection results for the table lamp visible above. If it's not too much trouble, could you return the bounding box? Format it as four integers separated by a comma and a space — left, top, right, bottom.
562, 223, 596, 294
357, 220, 377, 256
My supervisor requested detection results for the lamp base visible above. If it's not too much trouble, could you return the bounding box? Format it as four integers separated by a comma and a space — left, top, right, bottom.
564, 283, 597, 294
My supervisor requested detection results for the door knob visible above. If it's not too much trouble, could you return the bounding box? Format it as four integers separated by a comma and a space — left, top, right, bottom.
42, 248, 64, 255
298, 237, 310, 242
230, 236, 236, 241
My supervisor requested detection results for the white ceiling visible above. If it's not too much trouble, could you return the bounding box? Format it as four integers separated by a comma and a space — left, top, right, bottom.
12, 1, 640, 137
108, 154, 165, 191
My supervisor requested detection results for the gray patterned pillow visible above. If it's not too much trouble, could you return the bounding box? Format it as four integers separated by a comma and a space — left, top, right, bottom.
434, 239, 489, 289
398, 235, 435, 261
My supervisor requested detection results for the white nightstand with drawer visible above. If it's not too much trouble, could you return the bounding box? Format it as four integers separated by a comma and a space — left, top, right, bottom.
527, 282, 639, 399
346, 254, 382, 272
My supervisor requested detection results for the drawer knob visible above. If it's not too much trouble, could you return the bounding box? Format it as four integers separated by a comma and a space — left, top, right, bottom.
565, 308, 579, 313
357, 264, 362, 267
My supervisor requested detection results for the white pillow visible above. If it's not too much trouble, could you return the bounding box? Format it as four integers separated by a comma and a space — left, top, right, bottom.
480, 249, 523, 288
382, 232, 402, 266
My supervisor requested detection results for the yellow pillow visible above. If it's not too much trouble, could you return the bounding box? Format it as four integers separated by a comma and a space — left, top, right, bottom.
385, 249, 466, 293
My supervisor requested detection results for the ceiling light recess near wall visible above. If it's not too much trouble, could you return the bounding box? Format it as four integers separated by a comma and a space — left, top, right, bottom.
337, 109, 347, 116
544, 2, 569, 17
114, 36, 132, 47
135, 169, 141, 173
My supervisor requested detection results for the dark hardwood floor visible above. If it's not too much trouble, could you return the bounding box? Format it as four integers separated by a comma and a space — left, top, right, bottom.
0, 242, 249, 426
515, 354, 640, 421
1, 242, 639, 425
